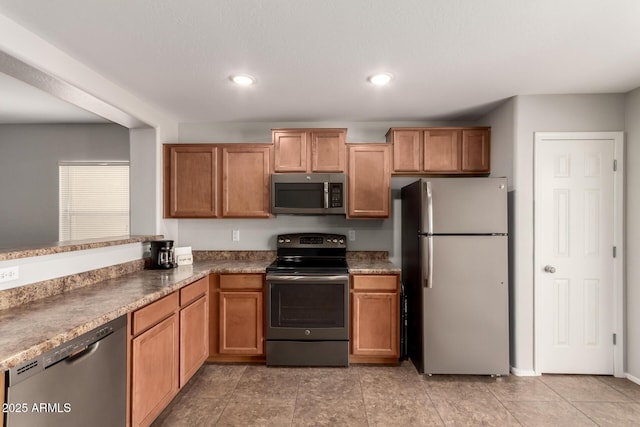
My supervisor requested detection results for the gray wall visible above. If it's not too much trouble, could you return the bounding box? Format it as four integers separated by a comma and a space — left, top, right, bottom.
624, 88, 640, 380
0, 123, 129, 247
504, 94, 626, 374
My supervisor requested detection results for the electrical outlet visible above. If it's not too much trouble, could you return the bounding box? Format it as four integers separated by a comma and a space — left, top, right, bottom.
232, 230, 240, 241
0, 266, 19, 283
348, 230, 356, 241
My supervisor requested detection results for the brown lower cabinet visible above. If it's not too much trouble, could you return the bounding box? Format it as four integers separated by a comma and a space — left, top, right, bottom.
129, 276, 209, 427
208, 273, 265, 362
350, 274, 400, 363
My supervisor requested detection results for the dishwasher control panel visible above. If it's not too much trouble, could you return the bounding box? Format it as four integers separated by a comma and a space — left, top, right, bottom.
8, 315, 126, 386
43, 323, 115, 368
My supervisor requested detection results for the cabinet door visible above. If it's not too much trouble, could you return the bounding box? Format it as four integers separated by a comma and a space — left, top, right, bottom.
131, 314, 179, 427
347, 144, 391, 218
310, 130, 345, 172
180, 295, 209, 387
352, 292, 399, 357
461, 129, 490, 173
165, 145, 218, 217
391, 130, 422, 173
424, 130, 461, 173
221, 146, 271, 218
219, 291, 264, 355
274, 130, 307, 172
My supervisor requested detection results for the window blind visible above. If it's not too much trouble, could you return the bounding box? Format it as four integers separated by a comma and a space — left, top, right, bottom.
59, 162, 130, 241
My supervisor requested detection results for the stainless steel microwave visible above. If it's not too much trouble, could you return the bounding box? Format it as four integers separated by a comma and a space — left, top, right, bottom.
271, 173, 346, 215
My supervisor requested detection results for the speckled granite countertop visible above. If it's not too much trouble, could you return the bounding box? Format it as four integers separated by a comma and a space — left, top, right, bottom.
0, 254, 399, 372
0, 259, 270, 371
347, 259, 401, 274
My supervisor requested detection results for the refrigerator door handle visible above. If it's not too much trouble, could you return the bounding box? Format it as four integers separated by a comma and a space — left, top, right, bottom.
427, 235, 433, 288
422, 180, 434, 234
421, 235, 434, 288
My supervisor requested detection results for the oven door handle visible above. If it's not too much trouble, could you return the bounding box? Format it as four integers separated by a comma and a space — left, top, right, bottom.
267, 275, 349, 282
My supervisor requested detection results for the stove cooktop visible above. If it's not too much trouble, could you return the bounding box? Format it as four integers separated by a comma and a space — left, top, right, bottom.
268, 233, 349, 275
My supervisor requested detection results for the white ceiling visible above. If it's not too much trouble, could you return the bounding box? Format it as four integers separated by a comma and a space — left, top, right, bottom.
1, 0, 640, 123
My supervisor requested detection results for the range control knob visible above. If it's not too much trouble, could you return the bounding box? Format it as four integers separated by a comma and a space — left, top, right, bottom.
332, 239, 338, 243
285, 239, 291, 243
278, 238, 284, 243
338, 239, 344, 244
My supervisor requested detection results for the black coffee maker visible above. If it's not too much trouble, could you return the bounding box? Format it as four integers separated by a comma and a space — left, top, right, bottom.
150, 240, 177, 269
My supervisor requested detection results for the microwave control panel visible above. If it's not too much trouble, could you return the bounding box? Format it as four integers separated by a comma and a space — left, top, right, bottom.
329, 183, 343, 208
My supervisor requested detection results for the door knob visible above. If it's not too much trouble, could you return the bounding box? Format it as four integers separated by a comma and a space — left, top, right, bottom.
544, 265, 556, 273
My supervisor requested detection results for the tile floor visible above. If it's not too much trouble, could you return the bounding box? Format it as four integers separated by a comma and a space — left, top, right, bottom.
152, 361, 640, 426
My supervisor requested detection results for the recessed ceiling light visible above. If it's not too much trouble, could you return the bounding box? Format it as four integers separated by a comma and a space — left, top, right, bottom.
230, 74, 256, 86
368, 73, 393, 86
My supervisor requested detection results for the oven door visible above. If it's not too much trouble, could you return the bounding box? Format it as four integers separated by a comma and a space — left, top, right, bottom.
266, 274, 349, 341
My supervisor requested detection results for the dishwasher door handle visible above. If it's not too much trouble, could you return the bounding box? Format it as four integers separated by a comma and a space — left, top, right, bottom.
65, 341, 100, 365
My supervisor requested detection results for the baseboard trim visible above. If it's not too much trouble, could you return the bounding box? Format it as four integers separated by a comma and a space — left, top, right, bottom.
510, 366, 540, 377
627, 373, 640, 385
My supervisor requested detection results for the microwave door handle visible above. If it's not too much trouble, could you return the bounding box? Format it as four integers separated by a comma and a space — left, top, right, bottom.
323, 182, 329, 209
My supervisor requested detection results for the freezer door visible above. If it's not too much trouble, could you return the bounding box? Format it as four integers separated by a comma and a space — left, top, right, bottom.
420, 178, 507, 234
422, 235, 509, 375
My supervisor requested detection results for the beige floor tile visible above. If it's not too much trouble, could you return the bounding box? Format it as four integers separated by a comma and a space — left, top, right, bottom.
488, 376, 562, 402
424, 376, 494, 402
539, 375, 632, 402
364, 395, 444, 426
292, 396, 367, 427
432, 396, 521, 426
502, 400, 596, 426
149, 364, 640, 426
595, 376, 640, 402
217, 398, 295, 427
573, 401, 640, 427
151, 395, 226, 427
360, 370, 427, 400
297, 368, 362, 400
186, 363, 246, 399
231, 365, 301, 400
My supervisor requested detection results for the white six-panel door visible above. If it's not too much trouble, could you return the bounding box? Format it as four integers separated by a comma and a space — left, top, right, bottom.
534, 132, 623, 375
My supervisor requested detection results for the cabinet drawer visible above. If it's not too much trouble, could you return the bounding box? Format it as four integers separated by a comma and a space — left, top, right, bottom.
219, 274, 263, 290
352, 275, 398, 291
132, 292, 179, 337
180, 277, 209, 307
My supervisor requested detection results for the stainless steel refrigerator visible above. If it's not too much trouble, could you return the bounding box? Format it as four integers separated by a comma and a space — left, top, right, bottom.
401, 178, 509, 375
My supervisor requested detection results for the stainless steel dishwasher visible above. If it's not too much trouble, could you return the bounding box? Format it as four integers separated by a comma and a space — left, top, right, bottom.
4, 315, 126, 427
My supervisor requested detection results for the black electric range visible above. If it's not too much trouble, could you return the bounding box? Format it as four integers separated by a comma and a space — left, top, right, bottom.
265, 233, 350, 366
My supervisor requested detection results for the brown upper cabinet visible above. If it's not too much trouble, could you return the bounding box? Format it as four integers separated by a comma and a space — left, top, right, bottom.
347, 144, 391, 218
273, 128, 346, 173
164, 145, 218, 217
220, 146, 271, 218
386, 127, 490, 175
164, 144, 272, 218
